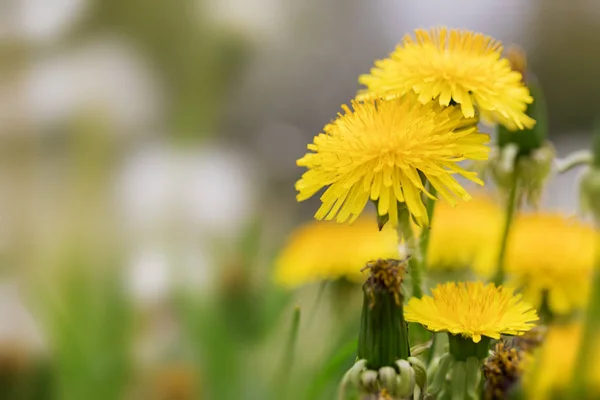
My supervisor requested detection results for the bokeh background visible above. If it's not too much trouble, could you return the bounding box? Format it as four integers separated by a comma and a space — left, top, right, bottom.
0, 0, 597, 399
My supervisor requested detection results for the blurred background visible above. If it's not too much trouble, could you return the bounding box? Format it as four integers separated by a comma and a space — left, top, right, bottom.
0, 0, 598, 399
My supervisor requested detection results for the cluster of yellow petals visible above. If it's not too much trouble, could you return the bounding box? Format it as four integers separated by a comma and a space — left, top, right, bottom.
405, 281, 538, 343
359, 27, 535, 130
505, 213, 596, 315
273, 217, 401, 287
427, 194, 503, 277
295, 96, 489, 227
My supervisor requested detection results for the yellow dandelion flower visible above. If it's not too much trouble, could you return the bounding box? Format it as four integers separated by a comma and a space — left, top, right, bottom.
404, 282, 538, 343
295, 96, 490, 228
273, 217, 401, 287
523, 323, 600, 399
358, 27, 535, 130
427, 194, 503, 277
505, 213, 596, 315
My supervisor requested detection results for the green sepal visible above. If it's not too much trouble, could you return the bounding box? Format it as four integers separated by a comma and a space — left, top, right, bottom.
497, 75, 548, 157
448, 334, 491, 361
427, 353, 455, 395
408, 356, 427, 390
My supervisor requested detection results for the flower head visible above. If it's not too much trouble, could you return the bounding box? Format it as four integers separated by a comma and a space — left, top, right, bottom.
295, 96, 489, 227
273, 217, 401, 287
404, 282, 538, 343
427, 194, 503, 277
358, 27, 535, 130
506, 213, 596, 315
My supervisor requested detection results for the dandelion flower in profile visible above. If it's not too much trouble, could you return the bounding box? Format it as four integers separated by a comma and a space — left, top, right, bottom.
273, 217, 402, 287
505, 213, 596, 315
359, 27, 535, 130
427, 194, 503, 277
295, 96, 490, 228
405, 282, 538, 343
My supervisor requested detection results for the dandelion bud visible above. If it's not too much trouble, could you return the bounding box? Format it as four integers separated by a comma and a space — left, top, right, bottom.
491, 141, 555, 207
580, 133, 600, 222
358, 259, 410, 370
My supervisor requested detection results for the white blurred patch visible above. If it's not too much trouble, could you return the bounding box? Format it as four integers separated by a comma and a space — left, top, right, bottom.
202, 0, 288, 42
0, 0, 86, 43
23, 38, 161, 135
118, 143, 257, 240
0, 283, 45, 353
126, 248, 171, 306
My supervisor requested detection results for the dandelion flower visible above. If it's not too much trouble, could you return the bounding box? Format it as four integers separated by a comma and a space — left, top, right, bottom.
523, 323, 600, 399
274, 217, 402, 287
359, 27, 535, 130
295, 96, 490, 228
405, 282, 538, 343
505, 213, 596, 315
427, 194, 503, 277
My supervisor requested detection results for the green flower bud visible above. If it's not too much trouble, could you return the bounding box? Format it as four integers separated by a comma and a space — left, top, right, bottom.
358, 259, 410, 370
580, 168, 600, 222
490, 141, 555, 208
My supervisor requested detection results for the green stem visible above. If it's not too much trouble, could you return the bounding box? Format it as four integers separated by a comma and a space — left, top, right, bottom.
570, 233, 600, 397
399, 210, 423, 298
493, 174, 519, 286
420, 184, 437, 270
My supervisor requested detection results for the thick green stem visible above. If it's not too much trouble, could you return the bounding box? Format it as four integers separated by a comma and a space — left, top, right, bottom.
570, 233, 600, 397
493, 175, 519, 286
399, 210, 423, 298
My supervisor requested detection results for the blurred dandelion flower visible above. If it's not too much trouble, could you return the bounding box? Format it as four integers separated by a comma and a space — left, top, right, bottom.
295, 96, 489, 227
427, 194, 503, 277
523, 323, 600, 399
405, 282, 538, 343
505, 213, 596, 315
273, 217, 401, 287
358, 27, 535, 130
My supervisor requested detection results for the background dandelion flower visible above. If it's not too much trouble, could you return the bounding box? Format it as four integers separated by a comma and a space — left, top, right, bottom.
523, 323, 600, 399
358, 27, 535, 130
295, 96, 490, 227
273, 217, 401, 287
405, 282, 538, 343
505, 213, 596, 315
427, 194, 503, 278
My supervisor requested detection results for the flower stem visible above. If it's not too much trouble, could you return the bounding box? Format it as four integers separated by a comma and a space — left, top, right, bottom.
420, 184, 437, 269
399, 210, 423, 298
493, 174, 519, 286
570, 232, 600, 396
